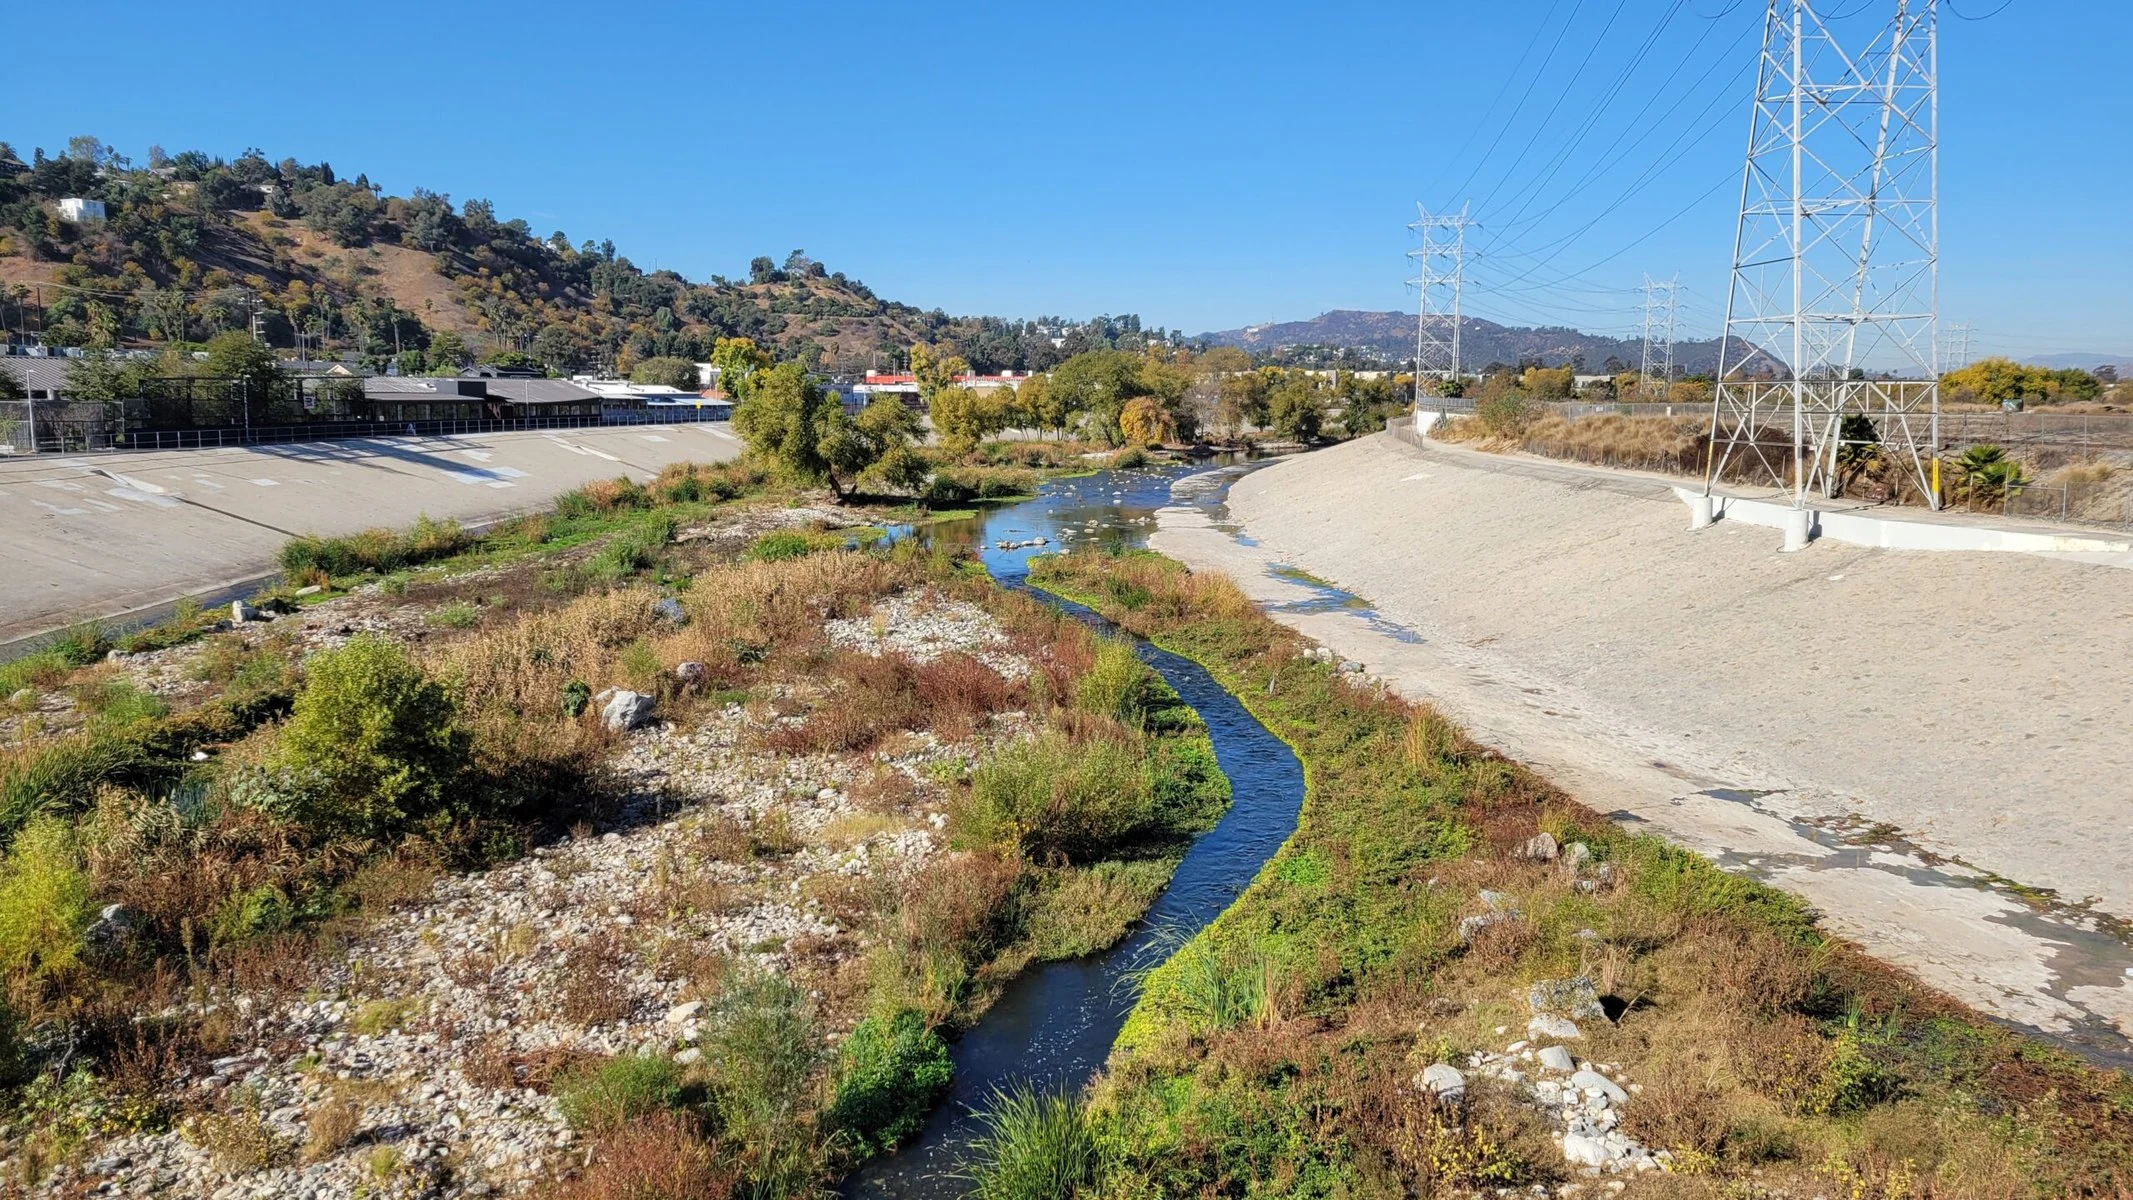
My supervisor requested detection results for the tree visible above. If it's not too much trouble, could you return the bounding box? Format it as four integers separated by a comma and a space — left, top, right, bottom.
1942, 357, 2103, 408
1118, 396, 1175, 446
205, 330, 291, 419
426, 331, 469, 373
908, 342, 968, 404
928, 385, 1014, 456
0, 367, 22, 402
630, 356, 700, 390
66, 353, 151, 403
823, 395, 920, 496
711, 336, 771, 399
733, 362, 835, 487
1264, 372, 1327, 442
749, 256, 779, 285
1520, 364, 1575, 399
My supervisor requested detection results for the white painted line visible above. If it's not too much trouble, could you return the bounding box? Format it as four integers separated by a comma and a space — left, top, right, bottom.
36, 480, 86, 493
30, 499, 89, 516
461, 449, 495, 462
86, 499, 122, 512
191, 477, 226, 490
443, 466, 530, 487
251, 478, 281, 487
638, 434, 670, 443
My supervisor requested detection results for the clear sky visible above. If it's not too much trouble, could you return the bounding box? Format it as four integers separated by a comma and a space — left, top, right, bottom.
10, 1, 2125, 359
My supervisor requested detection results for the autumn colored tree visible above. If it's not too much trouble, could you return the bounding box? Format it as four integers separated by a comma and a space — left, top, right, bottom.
1119, 395, 1177, 446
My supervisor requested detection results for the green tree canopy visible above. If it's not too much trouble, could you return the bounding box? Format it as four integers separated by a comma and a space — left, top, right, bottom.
629, 356, 700, 390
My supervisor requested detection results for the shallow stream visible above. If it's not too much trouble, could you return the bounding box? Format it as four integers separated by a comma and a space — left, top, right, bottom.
843, 464, 1303, 1198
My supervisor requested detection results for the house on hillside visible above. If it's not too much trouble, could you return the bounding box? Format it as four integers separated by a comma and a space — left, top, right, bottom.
56, 198, 106, 223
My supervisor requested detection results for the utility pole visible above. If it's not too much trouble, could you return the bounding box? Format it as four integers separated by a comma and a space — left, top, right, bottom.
1407, 203, 1470, 403
1706, 0, 1941, 532
1639, 275, 1680, 403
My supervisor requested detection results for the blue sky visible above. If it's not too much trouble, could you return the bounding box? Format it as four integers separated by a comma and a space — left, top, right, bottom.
11, 1, 2125, 358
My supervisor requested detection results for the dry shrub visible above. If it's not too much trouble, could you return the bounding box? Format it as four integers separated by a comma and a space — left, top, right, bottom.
560, 931, 636, 1027
691, 813, 752, 862
1728, 1012, 1829, 1114
762, 650, 1018, 754
1620, 1063, 1731, 1156
1461, 915, 1539, 974
552, 1111, 734, 1200
1693, 917, 1821, 1018
1348, 1074, 1556, 1191
302, 1095, 363, 1163
848, 769, 919, 814
803, 871, 895, 932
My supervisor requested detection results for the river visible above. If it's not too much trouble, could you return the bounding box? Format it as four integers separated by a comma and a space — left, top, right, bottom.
843, 461, 1304, 1198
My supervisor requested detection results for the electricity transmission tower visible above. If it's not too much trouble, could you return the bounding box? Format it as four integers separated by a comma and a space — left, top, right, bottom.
1705, 0, 1942, 525
1639, 275, 1680, 402
1408, 204, 1470, 402
1942, 322, 1972, 370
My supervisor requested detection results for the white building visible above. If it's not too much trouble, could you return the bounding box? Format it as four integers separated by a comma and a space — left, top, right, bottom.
57, 198, 106, 223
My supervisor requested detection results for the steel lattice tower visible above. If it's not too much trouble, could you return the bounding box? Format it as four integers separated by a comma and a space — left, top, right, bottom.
1706, 0, 1941, 514
1639, 275, 1680, 403
1409, 204, 1470, 401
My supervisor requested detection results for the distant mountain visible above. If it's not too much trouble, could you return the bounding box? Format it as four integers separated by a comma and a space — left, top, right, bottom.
2023, 352, 2131, 373
1200, 309, 1746, 375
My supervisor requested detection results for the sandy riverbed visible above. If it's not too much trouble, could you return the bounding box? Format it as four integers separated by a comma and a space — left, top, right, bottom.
1151, 428, 2133, 1059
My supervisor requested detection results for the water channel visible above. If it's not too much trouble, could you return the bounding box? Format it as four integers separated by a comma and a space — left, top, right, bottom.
844, 462, 1304, 1198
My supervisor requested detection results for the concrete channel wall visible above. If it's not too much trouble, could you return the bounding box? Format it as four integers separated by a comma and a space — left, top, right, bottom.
1, 424, 742, 652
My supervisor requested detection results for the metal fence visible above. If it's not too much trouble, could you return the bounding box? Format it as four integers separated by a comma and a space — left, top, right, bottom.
0, 403, 729, 455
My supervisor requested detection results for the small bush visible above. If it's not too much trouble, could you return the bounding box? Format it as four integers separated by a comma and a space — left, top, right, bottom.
279, 515, 470, 578
1021, 860, 1175, 961
963, 730, 1154, 861
966, 1086, 1100, 1200
827, 1008, 953, 1155
0, 816, 94, 988
302, 1095, 362, 1163
555, 1055, 686, 1134
262, 636, 469, 839
744, 531, 813, 563
427, 602, 481, 630
550, 1111, 732, 1200
1071, 640, 1152, 724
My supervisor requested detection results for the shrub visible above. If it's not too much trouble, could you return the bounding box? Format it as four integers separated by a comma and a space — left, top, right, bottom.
744, 531, 813, 563
963, 730, 1154, 861
704, 971, 821, 1192
555, 1055, 686, 1134
1071, 640, 1152, 724
0, 816, 94, 988
279, 515, 470, 578
585, 514, 675, 583
966, 1086, 1100, 1200
302, 1095, 362, 1163
827, 1008, 953, 1155
427, 602, 481, 630
263, 636, 469, 839
550, 1111, 732, 1200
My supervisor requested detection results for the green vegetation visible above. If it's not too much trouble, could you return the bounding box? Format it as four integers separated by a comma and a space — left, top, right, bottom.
1022, 547, 2133, 1198
964, 1086, 1101, 1200
555, 1055, 688, 1134
1943, 356, 2106, 408
828, 1009, 953, 1156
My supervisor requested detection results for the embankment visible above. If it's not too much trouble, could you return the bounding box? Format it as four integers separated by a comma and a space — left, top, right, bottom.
1151, 430, 2133, 1055
0, 424, 742, 648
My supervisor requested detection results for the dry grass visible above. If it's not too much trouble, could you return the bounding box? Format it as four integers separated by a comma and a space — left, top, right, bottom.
301, 1094, 363, 1163
559, 931, 636, 1027
551, 1111, 734, 1200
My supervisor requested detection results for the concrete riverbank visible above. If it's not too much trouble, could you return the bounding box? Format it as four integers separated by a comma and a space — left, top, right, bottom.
0, 423, 742, 649
1151, 430, 2133, 1062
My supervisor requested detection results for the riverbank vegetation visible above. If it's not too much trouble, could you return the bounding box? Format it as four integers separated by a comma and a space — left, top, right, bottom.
1024, 547, 2133, 1199
0, 462, 1232, 1195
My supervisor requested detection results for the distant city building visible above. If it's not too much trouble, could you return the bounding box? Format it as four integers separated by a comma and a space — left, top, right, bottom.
56, 198, 106, 223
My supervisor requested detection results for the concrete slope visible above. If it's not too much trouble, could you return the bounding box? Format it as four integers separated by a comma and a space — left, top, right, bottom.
1152, 433, 2133, 1063
1, 424, 742, 644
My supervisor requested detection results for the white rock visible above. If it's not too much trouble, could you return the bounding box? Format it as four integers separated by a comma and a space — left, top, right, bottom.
1419, 1062, 1466, 1101
1521, 831, 1560, 861
1528, 1014, 1582, 1040
594, 688, 657, 731
1537, 1045, 1577, 1073
674, 1047, 703, 1066
1570, 1068, 1629, 1105
665, 1001, 704, 1025
1563, 1132, 1611, 1167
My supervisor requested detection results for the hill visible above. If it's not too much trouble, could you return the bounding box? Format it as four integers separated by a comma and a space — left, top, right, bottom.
1201, 308, 1741, 375
0, 139, 1168, 376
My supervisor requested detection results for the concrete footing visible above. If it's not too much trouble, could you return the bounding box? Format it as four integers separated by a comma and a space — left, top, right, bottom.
1688, 494, 1715, 531
1780, 507, 1813, 553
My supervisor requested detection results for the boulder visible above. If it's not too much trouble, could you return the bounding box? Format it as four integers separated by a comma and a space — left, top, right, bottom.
1570, 1068, 1629, 1105
595, 689, 656, 732
1478, 889, 1518, 912
1562, 1132, 1610, 1167
1537, 1045, 1577, 1073
84, 904, 132, 957
1528, 976, 1606, 1021
1520, 831, 1560, 861
1528, 1015, 1582, 1041
1419, 1063, 1466, 1102
673, 661, 706, 687
651, 597, 688, 625
294, 584, 324, 597
1564, 841, 1593, 870
7, 689, 32, 706
665, 1000, 704, 1026
1458, 911, 1515, 943
231, 600, 261, 623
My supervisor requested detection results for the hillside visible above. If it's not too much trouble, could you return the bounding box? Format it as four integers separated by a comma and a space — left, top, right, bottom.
1201, 308, 1744, 375
0, 139, 1163, 376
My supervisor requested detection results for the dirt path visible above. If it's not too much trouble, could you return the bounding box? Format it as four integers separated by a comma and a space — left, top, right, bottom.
1150, 431, 2133, 1065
